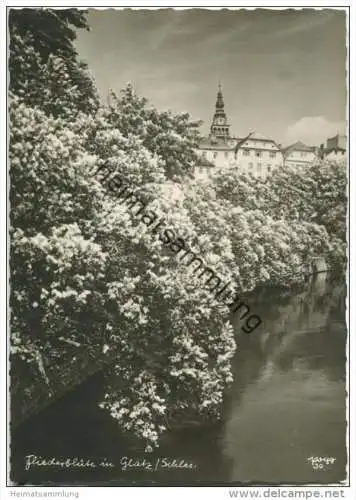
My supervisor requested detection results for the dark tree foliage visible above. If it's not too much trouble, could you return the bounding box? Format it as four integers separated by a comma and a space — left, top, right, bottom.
9, 8, 89, 61
9, 8, 98, 118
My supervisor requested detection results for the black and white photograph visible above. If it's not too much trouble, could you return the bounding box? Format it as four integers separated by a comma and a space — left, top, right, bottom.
3, 3, 354, 494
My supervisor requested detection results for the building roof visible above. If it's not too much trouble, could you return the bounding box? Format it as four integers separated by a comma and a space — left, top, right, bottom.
283, 141, 316, 154
233, 131, 281, 153
199, 131, 281, 152
243, 132, 276, 143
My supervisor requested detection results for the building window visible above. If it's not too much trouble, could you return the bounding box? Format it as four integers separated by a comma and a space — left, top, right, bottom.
213, 152, 218, 159
202, 151, 207, 158
224, 151, 229, 158
243, 149, 250, 156
267, 164, 272, 172
248, 162, 253, 169
255, 151, 262, 157
301, 151, 307, 157
269, 152, 276, 158
257, 163, 262, 173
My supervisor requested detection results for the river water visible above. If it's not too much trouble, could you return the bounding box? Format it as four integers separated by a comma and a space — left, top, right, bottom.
11, 274, 347, 485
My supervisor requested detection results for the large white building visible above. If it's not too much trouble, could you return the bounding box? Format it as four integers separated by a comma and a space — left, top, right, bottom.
196, 85, 331, 178
283, 141, 318, 167
197, 85, 284, 178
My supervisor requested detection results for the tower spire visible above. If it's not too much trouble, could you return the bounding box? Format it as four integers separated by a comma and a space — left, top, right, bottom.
210, 83, 230, 141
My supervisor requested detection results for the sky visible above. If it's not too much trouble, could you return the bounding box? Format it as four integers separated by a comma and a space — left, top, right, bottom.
75, 8, 347, 147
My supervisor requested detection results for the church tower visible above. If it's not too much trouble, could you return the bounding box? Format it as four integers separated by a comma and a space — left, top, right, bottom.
210, 83, 230, 141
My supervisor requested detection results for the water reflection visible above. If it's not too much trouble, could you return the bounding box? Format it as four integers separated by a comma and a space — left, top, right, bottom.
225, 275, 347, 483
11, 275, 347, 485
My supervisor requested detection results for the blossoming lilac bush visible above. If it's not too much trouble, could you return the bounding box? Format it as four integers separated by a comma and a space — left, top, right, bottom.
206, 160, 346, 285
10, 87, 345, 450
10, 89, 237, 450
